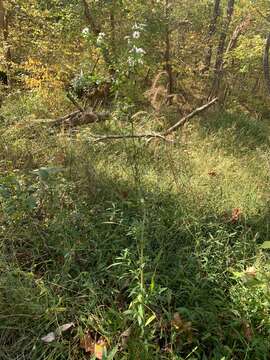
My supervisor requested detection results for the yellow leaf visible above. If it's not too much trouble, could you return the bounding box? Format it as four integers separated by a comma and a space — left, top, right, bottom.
95, 340, 107, 359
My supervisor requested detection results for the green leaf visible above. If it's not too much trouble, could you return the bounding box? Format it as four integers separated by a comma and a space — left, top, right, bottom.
138, 304, 144, 319
261, 241, 270, 249
105, 346, 118, 360
33, 167, 64, 181
145, 314, 156, 326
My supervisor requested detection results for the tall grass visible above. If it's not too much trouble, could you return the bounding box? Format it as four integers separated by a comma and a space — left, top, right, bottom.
0, 96, 270, 359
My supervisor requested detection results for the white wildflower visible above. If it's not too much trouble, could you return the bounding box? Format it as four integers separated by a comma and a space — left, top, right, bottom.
127, 57, 135, 67
129, 46, 146, 55
82, 27, 89, 37
132, 23, 146, 31
136, 47, 146, 55
97, 32, 106, 45
133, 31, 140, 39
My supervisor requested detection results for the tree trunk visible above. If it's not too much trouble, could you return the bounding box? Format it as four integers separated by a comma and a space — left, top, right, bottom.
0, 0, 11, 70
164, 0, 173, 101
263, 33, 270, 96
81, 0, 100, 36
0, 0, 5, 30
110, 6, 116, 54
81, 0, 114, 74
204, 0, 221, 71
209, 0, 235, 99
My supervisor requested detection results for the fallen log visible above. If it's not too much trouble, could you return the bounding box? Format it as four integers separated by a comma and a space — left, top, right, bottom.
51, 110, 110, 129
51, 98, 218, 143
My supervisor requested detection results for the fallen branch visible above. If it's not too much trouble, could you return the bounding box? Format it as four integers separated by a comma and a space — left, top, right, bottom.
88, 97, 218, 143
51, 110, 110, 128
162, 97, 218, 136
57, 110, 80, 122
90, 133, 173, 143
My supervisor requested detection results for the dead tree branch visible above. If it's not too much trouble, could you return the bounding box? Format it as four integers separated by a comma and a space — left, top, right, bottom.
51, 111, 110, 129
66, 92, 84, 112
87, 98, 218, 143
226, 14, 251, 54
204, 0, 221, 71
90, 133, 172, 143
162, 97, 218, 135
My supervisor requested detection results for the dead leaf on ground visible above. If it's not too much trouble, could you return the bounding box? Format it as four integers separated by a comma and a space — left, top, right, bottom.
80, 332, 107, 359
41, 322, 75, 343
230, 208, 242, 223
242, 321, 253, 342
41, 332, 56, 343
55, 322, 75, 335
120, 190, 129, 199
120, 327, 132, 348
172, 313, 192, 332
244, 266, 257, 278
80, 332, 95, 353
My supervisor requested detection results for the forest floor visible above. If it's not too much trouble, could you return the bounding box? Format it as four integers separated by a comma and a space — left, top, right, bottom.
1, 95, 270, 359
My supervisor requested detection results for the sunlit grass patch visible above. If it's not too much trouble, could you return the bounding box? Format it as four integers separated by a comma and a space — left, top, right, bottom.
1, 110, 270, 359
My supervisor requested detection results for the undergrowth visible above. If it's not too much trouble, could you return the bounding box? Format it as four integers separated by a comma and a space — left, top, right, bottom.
0, 96, 270, 359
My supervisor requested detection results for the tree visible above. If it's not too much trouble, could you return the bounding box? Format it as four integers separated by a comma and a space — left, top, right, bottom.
0, 0, 11, 80
209, 0, 235, 99
204, 0, 221, 71
263, 33, 270, 95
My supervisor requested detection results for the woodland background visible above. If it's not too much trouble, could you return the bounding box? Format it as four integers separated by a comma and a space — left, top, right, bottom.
1, 1, 270, 359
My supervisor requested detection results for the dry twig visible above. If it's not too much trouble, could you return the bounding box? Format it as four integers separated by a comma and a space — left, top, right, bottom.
88, 97, 218, 144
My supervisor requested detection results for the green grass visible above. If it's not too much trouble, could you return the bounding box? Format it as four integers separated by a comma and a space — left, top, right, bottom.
0, 100, 270, 359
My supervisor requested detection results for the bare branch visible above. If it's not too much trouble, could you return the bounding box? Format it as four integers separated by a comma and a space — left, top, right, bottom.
81, 0, 100, 36
66, 92, 84, 112
81, 0, 113, 71
163, 97, 218, 136
84, 98, 218, 144
226, 15, 252, 54
90, 133, 172, 143
57, 110, 80, 122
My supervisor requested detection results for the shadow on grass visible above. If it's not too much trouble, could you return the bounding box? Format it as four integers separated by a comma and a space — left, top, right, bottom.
1, 158, 270, 359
